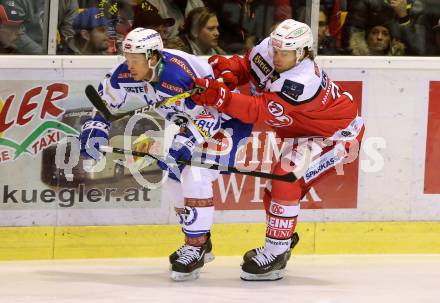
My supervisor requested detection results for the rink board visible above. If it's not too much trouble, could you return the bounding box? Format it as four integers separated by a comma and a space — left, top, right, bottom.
1, 221, 439, 260
1, 56, 440, 260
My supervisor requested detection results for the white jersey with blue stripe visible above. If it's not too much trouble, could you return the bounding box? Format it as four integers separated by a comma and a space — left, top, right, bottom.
97, 49, 253, 166
98, 49, 220, 143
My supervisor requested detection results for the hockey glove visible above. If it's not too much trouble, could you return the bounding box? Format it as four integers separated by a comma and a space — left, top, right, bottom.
133, 133, 155, 159
208, 55, 239, 90
131, 133, 157, 168
158, 133, 197, 181
79, 114, 110, 160
191, 78, 232, 109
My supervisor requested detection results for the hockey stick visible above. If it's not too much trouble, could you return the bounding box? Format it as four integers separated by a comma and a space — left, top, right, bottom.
85, 85, 203, 122
85, 84, 211, 138
99, 146, 298, 182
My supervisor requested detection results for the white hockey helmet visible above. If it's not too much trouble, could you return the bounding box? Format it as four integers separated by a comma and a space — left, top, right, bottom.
122, 27, 163, 60
270, 19, 313, 62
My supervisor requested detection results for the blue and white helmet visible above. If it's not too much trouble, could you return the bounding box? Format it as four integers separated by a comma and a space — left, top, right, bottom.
270, 19, 313, 62
122, 27, 163, 60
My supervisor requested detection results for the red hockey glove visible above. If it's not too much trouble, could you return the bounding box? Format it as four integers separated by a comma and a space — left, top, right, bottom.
208, 55, 239, 90
192, 78, 232, 109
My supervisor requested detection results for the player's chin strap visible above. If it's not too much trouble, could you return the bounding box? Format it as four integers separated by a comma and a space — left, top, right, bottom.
295, 47, 308, 64
99, 145, 298, 182
146, 55, 161, 82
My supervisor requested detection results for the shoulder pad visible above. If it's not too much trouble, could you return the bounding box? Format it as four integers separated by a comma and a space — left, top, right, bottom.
159, 53, 194, 94
108, 63, 133, 88
163, 51, 197, 79
271, 59, 322, 105
111, 63, 131, 79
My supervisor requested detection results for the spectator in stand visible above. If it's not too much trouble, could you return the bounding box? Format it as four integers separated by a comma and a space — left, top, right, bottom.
91, 0, 165, 54
346, 0, 435, 55
167, 7, 225, 55
0, 4, 23, 54
1, 0, 46, 54
351, 18, 405, 56
318, 8, 339, 55
388, 0, 438, 55
57, 0, 79, 54
132, 10, 175, 46
272, 0, 292, 21
65, 7, 110, 55
98, 0, 138, 54
146, 0, 205, 40
204, 0, 279, 54
327, 0, 349, 51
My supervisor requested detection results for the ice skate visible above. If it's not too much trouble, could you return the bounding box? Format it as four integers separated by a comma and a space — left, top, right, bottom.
169, 233, 215, 265
170, 243, 208, 281
242, 232, 299, 265
240, 249, 290, 281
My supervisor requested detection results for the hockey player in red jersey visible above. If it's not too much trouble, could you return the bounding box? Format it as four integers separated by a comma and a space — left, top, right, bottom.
192, 19, 365, 281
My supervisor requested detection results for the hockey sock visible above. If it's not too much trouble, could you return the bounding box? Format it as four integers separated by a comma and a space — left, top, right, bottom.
265, 201, 300, 255
180, 197, 215, 247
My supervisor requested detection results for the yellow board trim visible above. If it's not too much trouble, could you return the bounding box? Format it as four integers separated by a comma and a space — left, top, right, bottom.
0, 222, 439, 261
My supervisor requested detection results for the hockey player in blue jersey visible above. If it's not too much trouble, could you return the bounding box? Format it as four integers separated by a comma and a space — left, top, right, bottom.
79, 28, 252, 281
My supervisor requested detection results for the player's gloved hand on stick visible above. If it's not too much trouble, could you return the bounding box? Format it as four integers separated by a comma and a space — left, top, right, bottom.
208, 55, 239, 90
133, 133, 155, 158
157, 133, 196, 181
192, 78, 232, 109
132, 133, 157, 167
79, 113, 110, 160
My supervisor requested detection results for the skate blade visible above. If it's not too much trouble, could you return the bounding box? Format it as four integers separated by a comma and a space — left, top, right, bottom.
170, 268, 201, 282
204, 252, 215, 263
240, 269, 285, 281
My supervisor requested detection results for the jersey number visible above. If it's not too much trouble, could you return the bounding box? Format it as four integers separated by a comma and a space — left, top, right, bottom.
330, 81, 354, 102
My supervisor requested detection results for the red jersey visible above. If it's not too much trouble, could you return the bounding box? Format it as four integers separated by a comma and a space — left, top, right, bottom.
223, 38, 364, 140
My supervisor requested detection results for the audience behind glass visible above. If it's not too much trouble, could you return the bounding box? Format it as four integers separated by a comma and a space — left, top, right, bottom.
345, 0, 439, 55
57, 0, 79, 54
167, 7, 225, 55
350, 16, 406, 56
433, 17, 440, 55
205, 0, 282, 53
63, 7, 110, 55
132, 10, 175, 47
318, 8, 340, 55
1, 0, 440, 56
0, 4, 23, 54
0, 0, 47, 54
144, 0, 204, 40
